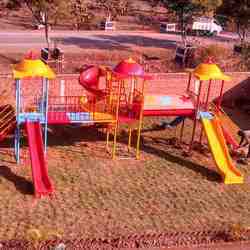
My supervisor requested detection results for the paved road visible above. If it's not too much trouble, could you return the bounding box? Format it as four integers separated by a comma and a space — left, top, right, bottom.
0, 30, 239, 52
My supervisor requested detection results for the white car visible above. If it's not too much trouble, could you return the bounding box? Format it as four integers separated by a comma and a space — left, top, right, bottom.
191, 17, 223, 36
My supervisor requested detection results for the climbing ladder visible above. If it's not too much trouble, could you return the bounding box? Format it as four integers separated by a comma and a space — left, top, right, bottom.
0, 105, 16, 141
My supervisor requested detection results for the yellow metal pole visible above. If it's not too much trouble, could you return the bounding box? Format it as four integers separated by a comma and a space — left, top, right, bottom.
136, 78, 145, 160
106, 128, 110, 151
112, 77, 122, 159
128, 127, 132, 152
105, 70, 113, 153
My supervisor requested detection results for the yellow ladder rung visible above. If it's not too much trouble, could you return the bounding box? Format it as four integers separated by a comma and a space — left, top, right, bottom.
0, 107, 11, 117
0, 116, 15, 129
0, 121, 15, 135
0, 111, 14, 121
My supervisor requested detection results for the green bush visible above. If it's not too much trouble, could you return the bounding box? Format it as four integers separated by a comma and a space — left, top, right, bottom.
241, 43, 250, 70
195, 44, 230, 64
5, 0, 21, 10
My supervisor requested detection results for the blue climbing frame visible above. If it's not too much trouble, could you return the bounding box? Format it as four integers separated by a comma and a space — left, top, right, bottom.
14, 77, 49, 163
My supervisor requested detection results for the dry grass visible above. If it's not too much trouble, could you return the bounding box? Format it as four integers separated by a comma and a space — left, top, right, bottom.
0, 4, 249, 245
0, 118, 250, 240
0, 48, 249, 242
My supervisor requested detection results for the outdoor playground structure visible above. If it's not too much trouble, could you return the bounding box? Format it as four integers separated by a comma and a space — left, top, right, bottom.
0, 54, 245, 198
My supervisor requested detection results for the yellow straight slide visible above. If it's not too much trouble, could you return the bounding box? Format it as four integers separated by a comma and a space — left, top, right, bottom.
200, 112, 243, 184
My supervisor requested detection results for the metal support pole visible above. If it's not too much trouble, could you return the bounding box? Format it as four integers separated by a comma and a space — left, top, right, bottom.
112, 79, 122, 159
41, 78, 45, 114
205, 80, 212, 110
179, 72, 192, 144
186, 72, 192, 92
217, 80, 225, 108
14, 127, 21, 163
14, 128, 17, 157
129, 77, 135, 105
199, 79, 212, 144
41, 78, 46, 114
189, 80, 202, 152
128, 127, 132, 152
106, 130, 110, 151
136, 79, 145, 160
44, 78, 49, 153
179, 119, 185, 143
15, 79, 21, 163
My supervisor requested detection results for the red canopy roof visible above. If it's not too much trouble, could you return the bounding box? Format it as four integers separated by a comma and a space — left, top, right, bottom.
113, 58, 145, 78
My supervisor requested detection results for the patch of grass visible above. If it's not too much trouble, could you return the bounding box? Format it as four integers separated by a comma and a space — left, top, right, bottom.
0, 118, 249, 240
193, 44, 234, 70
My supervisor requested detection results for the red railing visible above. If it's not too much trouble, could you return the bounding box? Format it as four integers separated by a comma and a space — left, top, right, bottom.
48, 96, 84, 112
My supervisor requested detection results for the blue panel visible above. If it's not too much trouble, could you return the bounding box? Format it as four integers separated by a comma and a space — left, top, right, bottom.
66, 112, 92, 122
160, 96, 172, 106
19, 113, 45, 123
199, 111, 214, 120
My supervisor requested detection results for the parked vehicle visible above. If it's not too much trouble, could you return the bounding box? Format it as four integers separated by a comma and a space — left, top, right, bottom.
160, 23, 177, 33
100, 21, 116, 31
189, 17, 223, 36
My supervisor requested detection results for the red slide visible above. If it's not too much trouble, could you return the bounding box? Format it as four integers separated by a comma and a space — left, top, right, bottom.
26, 121, 53, 197
221, 125, 240, 150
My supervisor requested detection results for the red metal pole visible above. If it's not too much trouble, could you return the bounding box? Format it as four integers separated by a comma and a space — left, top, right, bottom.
179, 118, 185, 143
189, 80, 202, 153
199, 79, 212, 144
205, 80, 212, 110
217, 80, 225, 108
186, 72, 192, 92
180, 72, 192, 144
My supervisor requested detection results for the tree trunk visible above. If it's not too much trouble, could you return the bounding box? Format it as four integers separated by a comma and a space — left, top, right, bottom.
237, 22, 244, 44
242, 28, 246, 43
180, 8, 186, 46
107, 10, 111, 22
44, 11, 50, 50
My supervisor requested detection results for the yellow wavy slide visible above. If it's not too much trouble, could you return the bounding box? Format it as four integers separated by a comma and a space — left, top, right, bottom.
200, 112, 243, 184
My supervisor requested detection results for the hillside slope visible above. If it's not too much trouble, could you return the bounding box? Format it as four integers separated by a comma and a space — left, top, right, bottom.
0, 0, 168, 31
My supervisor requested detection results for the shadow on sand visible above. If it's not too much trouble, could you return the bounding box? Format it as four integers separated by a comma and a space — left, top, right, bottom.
0, 165, 34, 195
0, 123, 222, 185
141, 136, 222, 183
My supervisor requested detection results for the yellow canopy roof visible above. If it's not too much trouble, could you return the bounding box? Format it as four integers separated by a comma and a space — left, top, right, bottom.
193, 62, 231, 81
13, 59, 56, 79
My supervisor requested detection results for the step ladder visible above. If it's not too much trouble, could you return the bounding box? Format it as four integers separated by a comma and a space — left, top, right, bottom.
0, 105, 16, 141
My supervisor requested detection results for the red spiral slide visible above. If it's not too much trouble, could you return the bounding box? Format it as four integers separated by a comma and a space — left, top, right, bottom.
26, 121, 53, 197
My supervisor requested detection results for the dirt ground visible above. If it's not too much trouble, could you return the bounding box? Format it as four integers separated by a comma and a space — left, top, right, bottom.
0, 115, 250, 243
0, 48, 173, 75
0, 51, 250, 248
0, 15, 249, 246
1, 6, 250, 249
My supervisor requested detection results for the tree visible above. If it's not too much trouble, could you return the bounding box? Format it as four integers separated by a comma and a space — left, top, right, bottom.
24, 0, 67, 49
193, 0, 223, 16
219, 0, 250, 43
4, 0, 22, 9
160, 0, 223, 44
70, 0, 93, 30
24, 0, 77, 50
161, 0, 201, 44
96, 0, 131, 21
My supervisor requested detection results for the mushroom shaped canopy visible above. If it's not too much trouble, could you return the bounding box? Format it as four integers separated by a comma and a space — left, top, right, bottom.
13, 59, 55, 79
193, 59, 231, 81
113, 58, 145, 78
